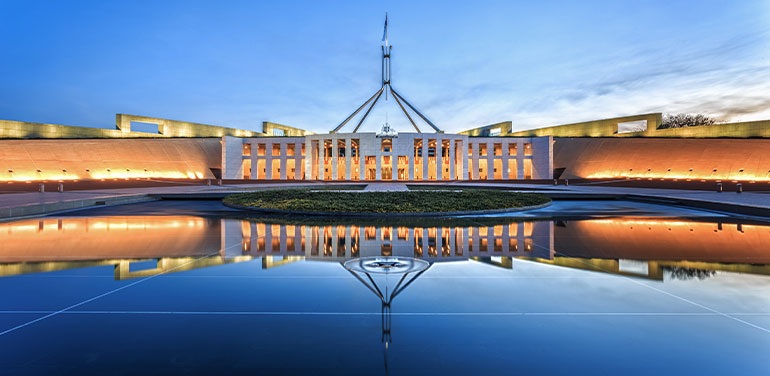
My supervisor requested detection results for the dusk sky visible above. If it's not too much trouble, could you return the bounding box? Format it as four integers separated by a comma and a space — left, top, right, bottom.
1, 0, 769, 134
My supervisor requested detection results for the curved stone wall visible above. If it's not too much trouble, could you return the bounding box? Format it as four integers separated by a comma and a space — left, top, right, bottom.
555, 137, 770, 181
0, 138, 221, 181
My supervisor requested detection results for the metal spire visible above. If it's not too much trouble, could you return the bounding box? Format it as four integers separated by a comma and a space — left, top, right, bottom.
331, 14, 442, 134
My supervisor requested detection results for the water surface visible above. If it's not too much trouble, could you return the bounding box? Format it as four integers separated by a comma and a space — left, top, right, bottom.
0, 200, 768, 375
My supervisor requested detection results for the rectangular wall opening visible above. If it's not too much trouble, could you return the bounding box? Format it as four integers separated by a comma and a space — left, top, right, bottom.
365, 156, 377, 180
508, 143, 517, 156
271, 160, 281, 180
337, 139, 346, 180
287, 159, 296, 180
130, 121, 160, 134
413, 139, 423, 180
243, 159, 251, 179
478, 159, 488, 180
618, 120, 648, 134
257, 159, 266, 179
493, 159, 502, 179
442, 139, 451, 180
381, 156, 392, 180
351, 139, 360, 180
397, 156, 408, 180
324, 139, 332, 180
508, 159, 517, 179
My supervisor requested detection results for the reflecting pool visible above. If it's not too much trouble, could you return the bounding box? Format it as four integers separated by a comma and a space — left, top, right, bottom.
0, 200, 768, 375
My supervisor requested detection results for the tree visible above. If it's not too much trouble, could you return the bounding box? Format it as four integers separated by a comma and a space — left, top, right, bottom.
659, 113, 717, 129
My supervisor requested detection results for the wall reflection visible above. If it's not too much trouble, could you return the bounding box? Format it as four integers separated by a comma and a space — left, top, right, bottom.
0, 216, 768, 280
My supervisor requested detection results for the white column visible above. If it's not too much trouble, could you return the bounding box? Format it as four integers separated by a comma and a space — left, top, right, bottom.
486, 141, 493, 181
345, 226, 352, 257
472, 142, 479, 180
517, 140, 525, 180
265, 142, 273, 180
331, 137, 338, 181
359, 154, 365, 181
462, 227, 469, 255
250, 140, 259, 180
331, 227, 338, 255
345, 138, 352, 180
280, 143, 287, 180
461, 140, 468, 180
304, 138, 312, 180
316, 138, 326, 180
422, 137, 429, 181
436, 138, 443, 181
448, 139, 455, 180
408, 143, 415, 181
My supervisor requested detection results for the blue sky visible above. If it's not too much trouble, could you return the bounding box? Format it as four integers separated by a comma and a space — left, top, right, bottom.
1, 0, 769, 133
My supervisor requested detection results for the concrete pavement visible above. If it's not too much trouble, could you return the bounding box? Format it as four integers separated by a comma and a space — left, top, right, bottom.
0, 181, 768, 220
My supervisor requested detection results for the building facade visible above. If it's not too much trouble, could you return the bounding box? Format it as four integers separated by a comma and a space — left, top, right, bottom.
223, 133, 553, 181
3, 112, 770, 183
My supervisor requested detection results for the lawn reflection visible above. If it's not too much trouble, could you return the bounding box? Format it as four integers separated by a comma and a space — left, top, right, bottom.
0, 215, 769, 280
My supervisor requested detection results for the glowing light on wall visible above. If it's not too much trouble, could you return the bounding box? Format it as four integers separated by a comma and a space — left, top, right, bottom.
586, 171, 770, 182
0, 169, 205, 181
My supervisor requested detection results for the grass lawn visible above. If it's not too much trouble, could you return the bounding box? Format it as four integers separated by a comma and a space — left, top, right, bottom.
223, 189, 550, 213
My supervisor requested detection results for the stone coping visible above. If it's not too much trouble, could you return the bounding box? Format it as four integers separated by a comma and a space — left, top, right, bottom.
222, 201, 552, 217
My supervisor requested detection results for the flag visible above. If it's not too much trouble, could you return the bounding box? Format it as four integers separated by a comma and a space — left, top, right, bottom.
381, 13, 388, 43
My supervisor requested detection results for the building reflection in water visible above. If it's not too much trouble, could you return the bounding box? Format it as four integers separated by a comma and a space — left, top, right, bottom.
0, 216, 769, 280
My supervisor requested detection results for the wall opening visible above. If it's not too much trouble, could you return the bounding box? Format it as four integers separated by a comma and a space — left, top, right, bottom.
618, 120, 648, 134
130, 121, 160, 134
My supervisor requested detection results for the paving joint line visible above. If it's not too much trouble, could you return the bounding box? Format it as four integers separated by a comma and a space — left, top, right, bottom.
0, 243, 241, 337
529, 243, 770, 335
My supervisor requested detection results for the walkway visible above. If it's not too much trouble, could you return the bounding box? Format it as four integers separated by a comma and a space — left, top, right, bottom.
363, 183, 409, 192
0, 180, 769, 220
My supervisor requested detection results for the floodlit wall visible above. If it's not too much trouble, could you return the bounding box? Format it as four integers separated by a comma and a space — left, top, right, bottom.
0, 138, 222, 181
458, 121, 512, 137
1, 114, 263, 139
505, 113, 770, 139
509, 113, 662, 137
554, 137, 770, 181
262, 122, 314, 137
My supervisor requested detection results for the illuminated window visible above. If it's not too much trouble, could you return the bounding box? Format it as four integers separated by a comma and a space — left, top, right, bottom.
272, 144, 281, 156
493, 143, 502, 156
381, 139, 392, 153
480, 144, 487, 156
352, 139, 359, 157
428, 139, 436, 157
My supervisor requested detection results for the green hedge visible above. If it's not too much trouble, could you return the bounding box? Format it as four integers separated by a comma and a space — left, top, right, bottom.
223, 189, 550, 213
